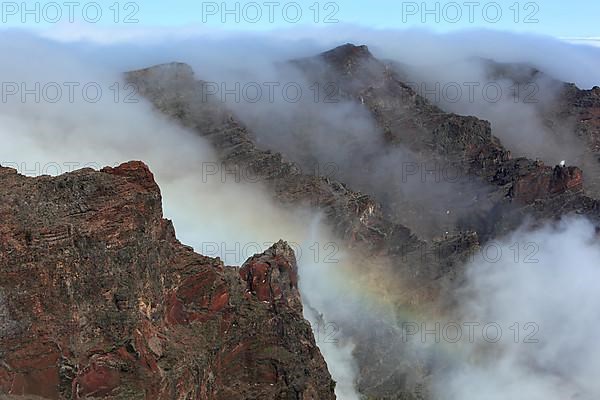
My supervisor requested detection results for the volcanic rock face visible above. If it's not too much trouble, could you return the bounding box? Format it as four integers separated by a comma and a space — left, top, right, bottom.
0, 162, 335, 399
240, 242, 302, 315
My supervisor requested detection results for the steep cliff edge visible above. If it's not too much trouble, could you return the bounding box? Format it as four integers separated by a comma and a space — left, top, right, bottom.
0, 161, 335, 399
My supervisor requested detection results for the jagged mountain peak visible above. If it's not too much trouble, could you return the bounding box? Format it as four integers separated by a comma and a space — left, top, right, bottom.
317, 43, 382, 76
319, 43, 373, 61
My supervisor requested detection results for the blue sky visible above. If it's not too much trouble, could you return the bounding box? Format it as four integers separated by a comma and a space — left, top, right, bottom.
2, 0, 598, 39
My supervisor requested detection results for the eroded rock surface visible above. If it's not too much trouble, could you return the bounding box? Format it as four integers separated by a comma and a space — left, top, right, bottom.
0, 161, 335, 400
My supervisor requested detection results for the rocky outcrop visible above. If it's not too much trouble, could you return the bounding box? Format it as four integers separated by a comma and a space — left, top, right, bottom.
0, 161, 335, 399
240, 241, 302, 315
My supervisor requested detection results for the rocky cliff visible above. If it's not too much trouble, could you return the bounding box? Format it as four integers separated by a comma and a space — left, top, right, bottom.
0, 161, 335, 399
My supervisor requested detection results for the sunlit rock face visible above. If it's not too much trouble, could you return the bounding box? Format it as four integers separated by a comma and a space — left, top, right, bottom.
0, 161, 335, 400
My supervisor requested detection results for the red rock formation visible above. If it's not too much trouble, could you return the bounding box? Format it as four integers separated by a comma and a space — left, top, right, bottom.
0, 161, 335, 399
240, 241, 302, 314
509, 164, 584, 204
